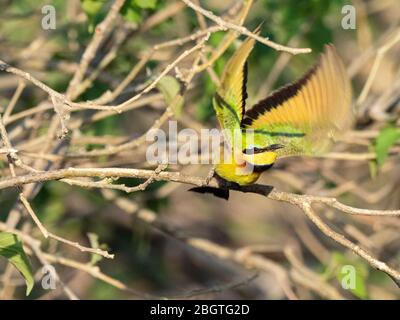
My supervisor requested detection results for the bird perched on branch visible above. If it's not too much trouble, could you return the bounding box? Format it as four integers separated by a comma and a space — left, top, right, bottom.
191, 33, 353, 199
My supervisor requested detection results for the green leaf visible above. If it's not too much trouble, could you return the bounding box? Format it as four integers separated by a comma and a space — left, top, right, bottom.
335, 265, 368, 299
0, 232, 34, 295
368, 159, 377, 180
81, 0, 104, 16
121, 0, 142, 24
81, 0, 107, 33
157, 76, 184, 117
121, 6, 142, 24
121, 0, 158, 24
374, 126, 400, 167
157, 76, 180, 104
134, 0, 157, 9
87, 232, 106, 265
330, 252, 369, 299
368, 145, 377, 179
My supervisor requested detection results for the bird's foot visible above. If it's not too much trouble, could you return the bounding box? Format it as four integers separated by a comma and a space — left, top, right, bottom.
205, 167, 215, 185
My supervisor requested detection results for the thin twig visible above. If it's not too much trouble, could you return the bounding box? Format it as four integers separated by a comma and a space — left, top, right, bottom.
357, 30, 400, 106
181, 0, 311, 54
66, 0, 127, 99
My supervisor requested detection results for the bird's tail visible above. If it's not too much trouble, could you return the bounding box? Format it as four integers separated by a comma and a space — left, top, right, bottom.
188, 186, 230, 200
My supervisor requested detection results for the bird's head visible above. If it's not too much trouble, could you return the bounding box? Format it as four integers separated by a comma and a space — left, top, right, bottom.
241, 144, 284, 172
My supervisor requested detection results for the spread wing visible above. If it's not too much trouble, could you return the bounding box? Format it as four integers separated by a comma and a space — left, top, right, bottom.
242, 44, 353, 157
213, 35, 256, 146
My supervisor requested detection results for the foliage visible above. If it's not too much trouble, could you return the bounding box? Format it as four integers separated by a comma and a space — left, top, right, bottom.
374, 125, 400, 167
0, 232, 34, 295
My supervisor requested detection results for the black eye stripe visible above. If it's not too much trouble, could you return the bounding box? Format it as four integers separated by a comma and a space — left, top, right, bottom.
243, 144, 284, 154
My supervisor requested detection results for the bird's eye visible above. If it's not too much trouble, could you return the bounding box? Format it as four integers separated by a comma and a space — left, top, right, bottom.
242, 147, 256, 155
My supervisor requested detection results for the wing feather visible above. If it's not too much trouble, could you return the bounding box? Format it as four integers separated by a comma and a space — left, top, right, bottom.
242, 44, 353, 157
213, 34, 257, 132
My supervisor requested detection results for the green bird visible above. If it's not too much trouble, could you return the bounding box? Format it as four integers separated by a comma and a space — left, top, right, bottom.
191, 35, 353, 199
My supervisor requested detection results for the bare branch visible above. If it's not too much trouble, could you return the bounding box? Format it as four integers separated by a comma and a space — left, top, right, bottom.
181, 0, 312, 54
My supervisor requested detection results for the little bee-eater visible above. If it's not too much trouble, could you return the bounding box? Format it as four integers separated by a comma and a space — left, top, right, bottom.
191, 35, 353, 199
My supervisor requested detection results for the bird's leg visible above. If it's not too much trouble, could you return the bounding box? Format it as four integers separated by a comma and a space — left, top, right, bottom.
205, 167, 215, 185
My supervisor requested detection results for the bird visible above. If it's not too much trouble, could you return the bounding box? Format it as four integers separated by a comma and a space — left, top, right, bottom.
190, 34, 353, 199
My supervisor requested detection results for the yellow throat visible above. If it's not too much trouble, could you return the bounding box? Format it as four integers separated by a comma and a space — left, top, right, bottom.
214, 146, 277, 185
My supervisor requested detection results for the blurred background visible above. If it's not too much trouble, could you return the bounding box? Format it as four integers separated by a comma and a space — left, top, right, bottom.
0, 0, 399, 299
